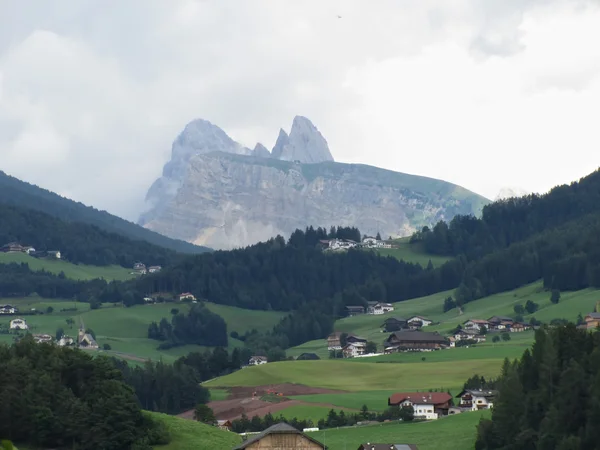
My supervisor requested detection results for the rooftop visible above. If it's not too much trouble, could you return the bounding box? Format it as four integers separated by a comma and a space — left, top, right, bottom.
233, 422, 327, 449
388, 392, 452, 406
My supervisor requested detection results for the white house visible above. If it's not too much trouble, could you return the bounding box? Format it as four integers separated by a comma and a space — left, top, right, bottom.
454, 329, 486, 343
0, 304, 17, 314
407, 316, 433, 327
248, 356, 268, 365
367, 302, 394, 315
47, 250, 61, 259
9, 318, 28, 330
456, 389, 497, 411
148, 266, 162, 273
342, 342, 366, 358
462, 319, 489, 332
388, 392, 453, 420
143, 297, 155, 303
179, 292, 196, 301
58, 336, 75, 346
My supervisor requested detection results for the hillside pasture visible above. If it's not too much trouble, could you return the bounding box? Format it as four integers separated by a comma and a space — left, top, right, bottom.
372, 239, 450, 268
306, 409, 489, 450
0, 252, 134, 281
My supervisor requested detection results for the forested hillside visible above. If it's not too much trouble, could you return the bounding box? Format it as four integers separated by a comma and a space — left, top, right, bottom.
0, 203, 180, 267
476, 325, 600, 449
0, 170, 209, 254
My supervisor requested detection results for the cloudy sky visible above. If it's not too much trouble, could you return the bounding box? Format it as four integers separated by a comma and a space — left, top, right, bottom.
1, 0, 599, 221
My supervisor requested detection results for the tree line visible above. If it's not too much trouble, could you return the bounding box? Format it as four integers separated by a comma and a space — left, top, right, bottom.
0, 203, 181, 267
476, 324, 600, 449
0, 337, 170, 449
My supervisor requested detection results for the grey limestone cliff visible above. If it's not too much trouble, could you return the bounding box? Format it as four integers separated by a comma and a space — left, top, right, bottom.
140, 116, 489, 249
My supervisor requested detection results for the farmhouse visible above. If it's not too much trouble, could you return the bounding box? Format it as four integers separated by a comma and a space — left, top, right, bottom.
32, 334, 53, 344
0, 304, 18, 314
342, 342, 366, 358
346, 305, 365, 316
463, 319, 489, 332
347, 334, 367, 344
585, 313, 600, 329
456, 389, 497, 411
381, 317, 409, 332
9, 318, 28, 330
58, 335, 75, 346
367, 302, 394, 315
388, 392, 453, 420
357, 445, 419, 450
508, 322, 529, 332
383, 331, 449, 352
248, 356, 268, 365
1, 242, 25, 253
487, 316, 513, 330
234, 422, 327, 449
453, 329, 486, 343
47, 250, 61, 259
148, 265, 162, 273
179, 292, 196, 301
407, 316, 432, 327
327, 332, 343, 350
217, 419, 232, 431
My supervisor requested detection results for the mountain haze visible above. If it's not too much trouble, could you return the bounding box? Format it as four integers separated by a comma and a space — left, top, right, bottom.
140, 117, 489, 249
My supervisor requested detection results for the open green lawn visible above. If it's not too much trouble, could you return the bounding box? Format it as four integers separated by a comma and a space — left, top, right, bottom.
0, 252, 134, 281
205, 359, 501, 391
203, 302, 285, 335
291, 390, 401, 412
148, 412, 241, 450
277, 404, 356, 423
372, 239, 451, 268
306, 410, 489, 450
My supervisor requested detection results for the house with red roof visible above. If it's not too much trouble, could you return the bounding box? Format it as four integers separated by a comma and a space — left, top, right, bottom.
388, 392, 453, 420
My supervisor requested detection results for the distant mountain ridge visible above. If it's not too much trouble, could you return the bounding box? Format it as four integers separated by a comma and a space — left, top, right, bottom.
140, 116, 490, 249
0, 170, 209, 254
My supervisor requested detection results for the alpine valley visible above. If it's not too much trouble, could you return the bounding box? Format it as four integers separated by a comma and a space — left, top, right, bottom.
139, 116, 490, 249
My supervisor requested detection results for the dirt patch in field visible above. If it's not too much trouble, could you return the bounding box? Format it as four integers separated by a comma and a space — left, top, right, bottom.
178, 383, 352, 421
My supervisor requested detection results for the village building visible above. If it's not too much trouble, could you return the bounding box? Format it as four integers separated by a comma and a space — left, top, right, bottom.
217, 420, 232, 431
23, 246, 36, 254
47, 250, 62, 259
407, 316, 433, 327
248, 356, 268, 366
456, 389, 497, 411
381, 317, 409, 332
9, 318, 28, 330
143, 297, 155, 303
388, 392, 453, 420
178, 292, 196, 302
447, 336, 456, 348
342, 342, 366, 358
0, 304, 18, 314
327, 332, 343, 350
453, 329, 486, 343
1, 242, 25, 253
384, 331, 449, 352
585, 312, 600, 330
148, 265, 162, 273
58, 335, 75, 347
367, 302, 394, 315
346, 305, 365, 317
462, 319, 489, 332
32, 334, 53, 344
234, 422, 327, 449
357, 444, 419, 450
508, 322, 529, 332
78, 327, 99, 349
487, 316, 513, 331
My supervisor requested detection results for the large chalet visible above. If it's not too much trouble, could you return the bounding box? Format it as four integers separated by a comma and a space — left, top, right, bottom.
388, 392, 453, 420
384, 331, 449, 352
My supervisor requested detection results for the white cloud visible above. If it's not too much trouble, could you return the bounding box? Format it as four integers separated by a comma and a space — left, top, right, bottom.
0, 0, 599, 220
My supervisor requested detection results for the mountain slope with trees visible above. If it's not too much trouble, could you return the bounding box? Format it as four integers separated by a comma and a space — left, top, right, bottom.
0, 170, 209, 254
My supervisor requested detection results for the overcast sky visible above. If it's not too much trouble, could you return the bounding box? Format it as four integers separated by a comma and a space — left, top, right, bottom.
1, 0, 599, 221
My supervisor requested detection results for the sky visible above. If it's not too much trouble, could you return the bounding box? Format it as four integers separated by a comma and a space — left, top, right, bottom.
1, 0, 599, 221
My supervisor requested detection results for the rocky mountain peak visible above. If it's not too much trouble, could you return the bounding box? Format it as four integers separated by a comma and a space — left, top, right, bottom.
252, 142, 271, 158
495, 186, 530, 201
272, 116, 334, 163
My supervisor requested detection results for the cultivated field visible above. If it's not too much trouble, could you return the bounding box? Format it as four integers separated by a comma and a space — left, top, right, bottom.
0, 252, 134, 281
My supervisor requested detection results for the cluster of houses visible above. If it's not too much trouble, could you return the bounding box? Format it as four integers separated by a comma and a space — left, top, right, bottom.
0, 304, 18, 315
143, 292, 197, 304
5, 317, 98, 349
461, 315, 531, 340
1, 242, 61, 259
319, 236, 393, 252
132, 262, 162, 275
345, 302, 395, 317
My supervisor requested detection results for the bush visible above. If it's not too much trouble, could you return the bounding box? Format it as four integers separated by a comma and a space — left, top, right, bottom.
501, 332, 511, 341
550, 289, 561, 304
103, 343, 112, 351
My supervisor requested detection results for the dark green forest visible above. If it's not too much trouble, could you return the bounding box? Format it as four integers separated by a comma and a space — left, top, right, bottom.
0, 170, 208, 253
0, 203, 184, 267
0, 337, 170, 449
476, 325, 600, 450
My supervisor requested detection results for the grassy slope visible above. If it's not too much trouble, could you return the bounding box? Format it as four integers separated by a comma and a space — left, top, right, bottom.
371, 238, 451, 268
0, 252, 134, 281
147, 412, 241, 450
204, 358, 500, 391
307, 410, 490, 450
0, 300, 285, 363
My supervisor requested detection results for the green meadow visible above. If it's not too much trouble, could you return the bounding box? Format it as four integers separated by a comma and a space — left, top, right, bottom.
0, 252, 134, 281
372, 238, 451, 268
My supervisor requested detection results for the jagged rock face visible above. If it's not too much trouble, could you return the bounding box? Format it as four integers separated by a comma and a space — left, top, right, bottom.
271, 116, 334, 163
140, 116, 489, 249
252, 143, 271, 158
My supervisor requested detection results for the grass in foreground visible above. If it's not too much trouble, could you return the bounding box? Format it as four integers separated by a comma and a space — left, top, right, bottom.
306, 410, 489, 450
0, 252, 134, 281
205, 359, 501, 391
147, 411, 241, 450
